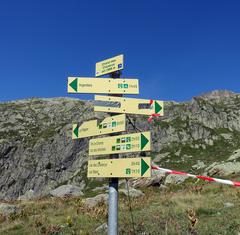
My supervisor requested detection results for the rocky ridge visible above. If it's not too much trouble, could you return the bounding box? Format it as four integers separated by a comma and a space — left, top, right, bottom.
0, 90, 240, 199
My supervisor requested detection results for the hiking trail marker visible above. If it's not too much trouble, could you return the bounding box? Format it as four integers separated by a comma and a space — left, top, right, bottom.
72, 114, 126, 139
89, 131, 151, 155
95, 54, 123, 77
87, 157, 151, 178
67, 54, 162, 235
94, 95, 164, 116
67, 77, 139, 94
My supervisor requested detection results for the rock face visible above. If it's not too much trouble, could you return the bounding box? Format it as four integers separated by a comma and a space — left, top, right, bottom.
50, 184, 83, 197
0, 91, 240, 199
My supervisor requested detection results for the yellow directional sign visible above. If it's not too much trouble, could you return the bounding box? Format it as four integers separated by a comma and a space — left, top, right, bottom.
72, 114, 126, 139
89, 132, 151, 156
94, 95, 164, 116
95, 54, 123, 77
67, 77, 139, 94
87, 157, 151, 178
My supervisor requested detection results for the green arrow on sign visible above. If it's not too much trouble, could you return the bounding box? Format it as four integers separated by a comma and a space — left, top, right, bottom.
69, 78, 78, 92
154, 101, 162, 114
141, 158, 150, 176
73, 125, 79, 138
141, 133, 149, 150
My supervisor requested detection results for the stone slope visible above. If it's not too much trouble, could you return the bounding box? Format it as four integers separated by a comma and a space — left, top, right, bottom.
0, 91, 240, 199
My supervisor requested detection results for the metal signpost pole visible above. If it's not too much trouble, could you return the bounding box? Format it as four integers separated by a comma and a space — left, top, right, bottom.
108, 70, 122, 235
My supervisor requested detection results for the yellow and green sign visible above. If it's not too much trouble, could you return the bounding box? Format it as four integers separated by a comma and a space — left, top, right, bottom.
87, 157, 151, 178
67, 77, 139, 94
72, 114, 126, 139
89, 132, 151, 156
95, 54, 123, 76
94, 95, 164, 116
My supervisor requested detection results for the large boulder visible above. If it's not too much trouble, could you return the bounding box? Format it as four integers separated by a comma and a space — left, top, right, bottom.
119, 188, 144, 198
85, 194, 108, 208
18, 189, 36, 201
192, 160, 206, 170
227, 149, 240, 161
208, 162, 240, 177
95, 223, 108, 233
165, 174, 189, 184
50, 185, 83, 198
131, 173, 165, 188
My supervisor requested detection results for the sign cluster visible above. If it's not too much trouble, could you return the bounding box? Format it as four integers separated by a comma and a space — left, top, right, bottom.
67, 54, 164, 178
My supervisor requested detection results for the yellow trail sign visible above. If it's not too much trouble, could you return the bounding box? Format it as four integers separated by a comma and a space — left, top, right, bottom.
95, 54, 123, 77
94, 95, 164, 116
87, 157, 151, 178
72, 114, 126, 139
67, 77, 139, 94
89, 132, 151, 156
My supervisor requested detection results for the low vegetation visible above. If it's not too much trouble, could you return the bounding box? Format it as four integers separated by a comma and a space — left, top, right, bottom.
1, 179, 240, 235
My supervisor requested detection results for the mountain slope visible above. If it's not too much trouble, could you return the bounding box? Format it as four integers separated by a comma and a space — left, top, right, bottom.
0, 91, 240, 199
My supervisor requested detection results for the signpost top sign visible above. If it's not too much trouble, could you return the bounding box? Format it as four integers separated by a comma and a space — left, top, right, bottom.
87, 157, 151, 178
95, 54, 124, 77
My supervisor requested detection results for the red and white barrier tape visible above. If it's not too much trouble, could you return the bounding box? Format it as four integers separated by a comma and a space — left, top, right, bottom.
148, 99, 160, 122
151, 165, 240, 187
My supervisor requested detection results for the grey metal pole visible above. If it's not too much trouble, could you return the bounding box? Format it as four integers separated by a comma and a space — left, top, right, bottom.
108, 177, 118, 235
108, 71, 122, 235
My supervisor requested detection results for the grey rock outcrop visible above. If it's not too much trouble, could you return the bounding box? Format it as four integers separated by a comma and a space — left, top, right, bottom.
165, 174, 189, 184
0, 203, 20, 216
84, 194, 108, 208
18, 189, 36, 201
208, 162, 240, 177
131, 173, 165, 188
95, 223, 108, 233
192, 160, 206, 170
119, 188, 145, 198
50, 184, 83, 197
227, 149, 240, 161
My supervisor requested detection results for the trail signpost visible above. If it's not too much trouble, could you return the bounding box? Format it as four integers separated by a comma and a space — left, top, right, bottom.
68, 77, 139, 94
95, 54, 123, 77
87, 157, 151, 178
94, 95, 164, 116
72, 114, 126, 139
89, 132, 151, 155
67, 54, 164, 235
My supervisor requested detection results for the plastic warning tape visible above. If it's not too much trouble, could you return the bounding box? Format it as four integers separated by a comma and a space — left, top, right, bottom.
147, 100, 160, 122
151, 164, 240, 187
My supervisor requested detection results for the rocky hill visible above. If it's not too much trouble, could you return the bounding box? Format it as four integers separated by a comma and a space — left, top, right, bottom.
0, 90, 240, 200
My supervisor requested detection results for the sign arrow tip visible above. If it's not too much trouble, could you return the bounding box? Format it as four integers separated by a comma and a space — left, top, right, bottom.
154, 101, 162, 114
73, 125, 79, 138
141, 133, 149, 150
70, 78, 78, 92
141, 158, 149, 176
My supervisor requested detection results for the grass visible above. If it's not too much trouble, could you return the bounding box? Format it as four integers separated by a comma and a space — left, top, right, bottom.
1, 181, 240, 235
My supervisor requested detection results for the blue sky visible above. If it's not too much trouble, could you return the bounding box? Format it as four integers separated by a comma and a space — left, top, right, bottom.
0, 0, 240, 102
